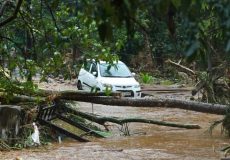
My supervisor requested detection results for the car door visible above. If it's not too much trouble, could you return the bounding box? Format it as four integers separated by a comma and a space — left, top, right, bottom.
80, 61, 92, 90
86, 62, 98, 90
82, 62, 98, 90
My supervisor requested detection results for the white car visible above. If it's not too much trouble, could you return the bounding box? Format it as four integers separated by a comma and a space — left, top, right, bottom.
77, 60, 141, 98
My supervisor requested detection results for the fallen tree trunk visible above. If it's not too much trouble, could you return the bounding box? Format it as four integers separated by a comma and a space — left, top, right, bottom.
0, 90, 120, 104
58, 96, 228, 115
0, 90, 228, 115
35, 89, 121, 98
0, 94, 46, 104
141, 88, 191, 92
48, 90, 227, 116
64, 106, 201, 129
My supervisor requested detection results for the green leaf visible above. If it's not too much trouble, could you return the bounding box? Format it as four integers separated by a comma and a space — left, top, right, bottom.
158, 0, 171, 15
124, 0, 131, 11
171, 0, 181, 9
51, 0, 60, 9
180, 0, 192, 12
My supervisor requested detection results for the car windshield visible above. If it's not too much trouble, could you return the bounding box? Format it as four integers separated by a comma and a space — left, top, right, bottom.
99, 63, 132, 77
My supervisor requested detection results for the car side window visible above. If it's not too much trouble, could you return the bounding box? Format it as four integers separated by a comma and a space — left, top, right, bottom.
90, 63, 97, 74
84, 61, 91, 72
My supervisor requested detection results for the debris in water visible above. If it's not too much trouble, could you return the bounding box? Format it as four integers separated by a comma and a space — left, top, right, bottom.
58, 136, 62, 144
31, 122, 40, 145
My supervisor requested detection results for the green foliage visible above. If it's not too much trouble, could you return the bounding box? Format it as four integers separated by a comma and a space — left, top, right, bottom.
104, 85, 112, 96
140, 73, 153, 84
14, 124, 48, 149
90, 86, 99, 93
0, 69, 39, 103
160, 80, 174, 86
0, 0, 229, 104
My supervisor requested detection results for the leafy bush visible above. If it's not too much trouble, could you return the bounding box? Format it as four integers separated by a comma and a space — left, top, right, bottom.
140, 72, 153, 84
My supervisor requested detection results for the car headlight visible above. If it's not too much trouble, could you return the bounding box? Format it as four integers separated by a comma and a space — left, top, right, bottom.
134, 85, 140, 88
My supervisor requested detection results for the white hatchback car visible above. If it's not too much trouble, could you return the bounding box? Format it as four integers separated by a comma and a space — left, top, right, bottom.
77, 60, 141, 97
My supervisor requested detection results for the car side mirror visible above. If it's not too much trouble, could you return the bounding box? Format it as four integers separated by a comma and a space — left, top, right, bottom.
131, 72, 136, 76
92, 71, 98, 77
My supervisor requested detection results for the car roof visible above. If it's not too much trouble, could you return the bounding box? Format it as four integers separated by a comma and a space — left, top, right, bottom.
99, 60, 123, 64
87, 59, 123, 64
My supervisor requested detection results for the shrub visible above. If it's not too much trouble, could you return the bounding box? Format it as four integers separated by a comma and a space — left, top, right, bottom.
140, 72, 153, 84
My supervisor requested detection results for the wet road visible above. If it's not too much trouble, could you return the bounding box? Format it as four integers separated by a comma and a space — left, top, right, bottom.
1, 101, 229, 160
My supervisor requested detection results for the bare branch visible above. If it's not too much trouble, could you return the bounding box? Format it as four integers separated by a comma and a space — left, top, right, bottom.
0, 0, 23, 27
166, 59, 196, 76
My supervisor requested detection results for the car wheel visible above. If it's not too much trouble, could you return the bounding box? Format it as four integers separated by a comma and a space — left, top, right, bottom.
77, 81, 83, 90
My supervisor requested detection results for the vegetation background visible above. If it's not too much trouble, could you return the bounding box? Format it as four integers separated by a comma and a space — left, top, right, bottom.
0, 0, 229, 104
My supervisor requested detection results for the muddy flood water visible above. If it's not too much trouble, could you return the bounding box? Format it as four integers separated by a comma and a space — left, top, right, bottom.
1, 101, 229, 160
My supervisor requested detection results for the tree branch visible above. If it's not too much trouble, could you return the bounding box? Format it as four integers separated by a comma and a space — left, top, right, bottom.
0, 35, 24, 52
0, 0, 23, 27
0, 0, 11, 17
44, 1, 62, 34
40, 1, 49, 45
64, 106, 201, 129
19, 11, 37, 57
166, 59, 196, 76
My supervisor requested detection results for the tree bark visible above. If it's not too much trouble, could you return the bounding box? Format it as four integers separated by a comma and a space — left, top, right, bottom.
0, 90, 228, 115
0, 89, 121, 103
0, 94, 46, 104
57, 96, 227, 115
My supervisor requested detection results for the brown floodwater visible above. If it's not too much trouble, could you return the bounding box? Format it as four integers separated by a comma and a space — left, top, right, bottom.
1, 101, 229, 160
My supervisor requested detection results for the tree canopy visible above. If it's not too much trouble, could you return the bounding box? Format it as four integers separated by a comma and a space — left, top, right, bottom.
0, 0, 229, 102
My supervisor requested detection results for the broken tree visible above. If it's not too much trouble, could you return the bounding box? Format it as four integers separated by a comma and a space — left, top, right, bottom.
0, 89, 228, 143
1, 90, 228, 115
52, 91, 228, 115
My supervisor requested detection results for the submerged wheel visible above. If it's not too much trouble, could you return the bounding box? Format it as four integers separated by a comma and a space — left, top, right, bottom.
77, 81, 83, 90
